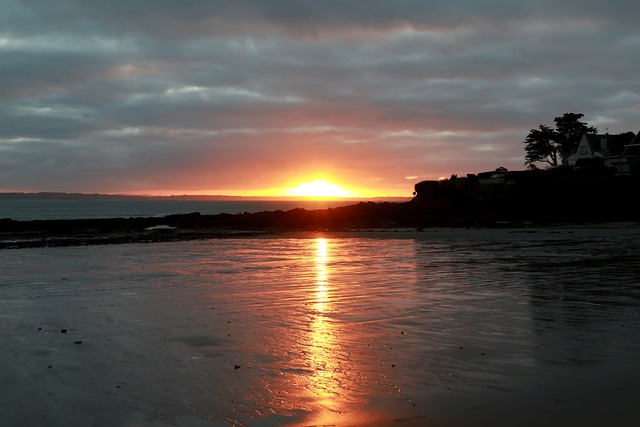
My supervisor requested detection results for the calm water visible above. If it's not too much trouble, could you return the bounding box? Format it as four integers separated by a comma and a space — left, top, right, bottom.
1, 230, 640, 426
0, 199, 370, 221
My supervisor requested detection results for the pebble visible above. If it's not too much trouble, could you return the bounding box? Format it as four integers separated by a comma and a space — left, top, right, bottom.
74, 340, 83, 345
234, 365, 241, 369
60, 329, 67, 334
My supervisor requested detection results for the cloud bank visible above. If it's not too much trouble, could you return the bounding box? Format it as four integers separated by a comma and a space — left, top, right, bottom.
1, 0, 639, 195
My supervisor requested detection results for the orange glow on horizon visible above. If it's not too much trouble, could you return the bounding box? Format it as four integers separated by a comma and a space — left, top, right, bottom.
116, 177, 412, 199
285, 179, 354, 199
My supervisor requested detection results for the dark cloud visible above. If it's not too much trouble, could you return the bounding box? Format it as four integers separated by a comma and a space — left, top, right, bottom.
1, 0, 638, 194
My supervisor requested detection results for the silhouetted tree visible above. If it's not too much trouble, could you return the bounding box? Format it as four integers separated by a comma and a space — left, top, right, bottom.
524, 113, 598, 166
524, 124, 558, 166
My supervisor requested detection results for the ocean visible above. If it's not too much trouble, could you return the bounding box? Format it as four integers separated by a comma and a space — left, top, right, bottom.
1, 229, 639, 426
0, 199, 372, 221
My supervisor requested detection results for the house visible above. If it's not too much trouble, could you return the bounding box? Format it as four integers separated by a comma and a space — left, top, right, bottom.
605, 132, 640, 174
568, 131, 638, 173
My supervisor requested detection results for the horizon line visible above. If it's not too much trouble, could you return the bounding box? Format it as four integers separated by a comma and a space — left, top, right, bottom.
0, 191, 412, 201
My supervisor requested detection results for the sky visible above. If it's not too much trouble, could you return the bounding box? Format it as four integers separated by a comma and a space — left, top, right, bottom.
1, 0, 639, 197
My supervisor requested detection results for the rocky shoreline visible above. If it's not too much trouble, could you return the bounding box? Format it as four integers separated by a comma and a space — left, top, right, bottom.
0, 202, 404, 249
0, 215, 265, 249
2, 200, 638, 249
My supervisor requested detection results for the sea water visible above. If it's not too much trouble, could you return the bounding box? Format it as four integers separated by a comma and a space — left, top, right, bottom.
1, 230, 639, 426
0, 199, 372, 221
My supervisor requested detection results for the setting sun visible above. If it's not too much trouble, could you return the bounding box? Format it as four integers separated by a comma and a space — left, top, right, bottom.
285, 180, 355, 199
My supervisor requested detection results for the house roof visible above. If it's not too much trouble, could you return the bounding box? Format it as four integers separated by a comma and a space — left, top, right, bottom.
622, 130, 640, 156
583, 132, 635, 156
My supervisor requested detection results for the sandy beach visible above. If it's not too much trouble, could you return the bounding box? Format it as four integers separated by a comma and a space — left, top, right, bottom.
2, 228, 639, 426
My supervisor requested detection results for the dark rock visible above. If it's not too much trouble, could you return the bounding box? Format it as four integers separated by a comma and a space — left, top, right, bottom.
60, 329, 67, 334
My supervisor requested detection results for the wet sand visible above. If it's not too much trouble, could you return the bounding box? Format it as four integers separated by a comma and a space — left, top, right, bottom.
1, 229, 639, 426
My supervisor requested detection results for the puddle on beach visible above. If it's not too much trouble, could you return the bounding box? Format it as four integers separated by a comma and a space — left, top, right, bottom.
1, 230, 640, 426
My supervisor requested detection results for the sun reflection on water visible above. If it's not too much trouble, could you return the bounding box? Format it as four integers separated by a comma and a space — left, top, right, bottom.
258, 238, 390, 426
313, 238, 329, 313
305, 238, 344, 422
310, 238, 335, 392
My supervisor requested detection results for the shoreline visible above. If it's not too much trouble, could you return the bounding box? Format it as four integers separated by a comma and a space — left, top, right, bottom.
283, 222, 640, 241
2, 220, 638, 249
3, 198, 640, 249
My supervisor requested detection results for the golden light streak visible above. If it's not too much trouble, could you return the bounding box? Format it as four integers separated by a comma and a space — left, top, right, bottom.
305, 237, 342, 422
